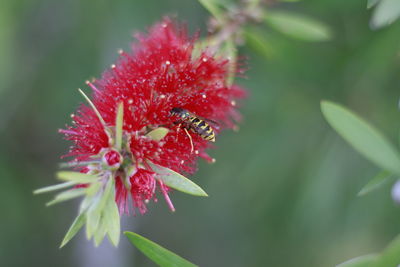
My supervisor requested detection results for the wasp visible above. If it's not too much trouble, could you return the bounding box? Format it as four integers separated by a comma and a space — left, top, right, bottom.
170, 107, 216, 142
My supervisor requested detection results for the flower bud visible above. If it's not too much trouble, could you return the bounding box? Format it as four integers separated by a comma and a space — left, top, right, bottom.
102, 149, 122, 169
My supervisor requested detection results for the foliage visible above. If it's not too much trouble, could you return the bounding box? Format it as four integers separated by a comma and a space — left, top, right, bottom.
125, 232, 198, 267
2, 0, 400, 266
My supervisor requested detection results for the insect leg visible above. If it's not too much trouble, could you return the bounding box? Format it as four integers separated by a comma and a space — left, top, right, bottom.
175, 123, 182, 141
183, 128, 194, 153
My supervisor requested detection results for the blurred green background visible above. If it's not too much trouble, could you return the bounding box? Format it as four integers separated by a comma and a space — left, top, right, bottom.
1, 0, 400, 266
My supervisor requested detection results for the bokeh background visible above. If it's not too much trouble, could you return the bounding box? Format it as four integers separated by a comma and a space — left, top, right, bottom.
1, 0, 400, 266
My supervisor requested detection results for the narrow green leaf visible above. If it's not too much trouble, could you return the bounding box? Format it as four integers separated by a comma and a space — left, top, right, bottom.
336, 254, 378, 267
79, 194, 96, 214
371, 0, 400, 29
93, 219, 107, 247
221, 39, 237, 86
371, 234, 400, 267
94, 178, 113, 216
34, 181, 76, 194
85, 193, 101, 239
46, 188, 86, 206
265, 10, 332, 41
146, 127, 169, 141
60, 212, 86, 248
148, 161, 208, 197
115, 102, 124, 150
86, 182, 102, 197
59, 160, 99, 168
321, 101, 400, 175
358, 171, 393, 196
91, 183, 120, 246
191, 39, 206, 60
244, 29, 276, 60
124, 231, 198, 267
78, 88, 106, 126
57, 171, 98, 183
104, 188, 120, 246
197, 0, 223, 21
368, 0, 381, 9
86, 178, 113, 239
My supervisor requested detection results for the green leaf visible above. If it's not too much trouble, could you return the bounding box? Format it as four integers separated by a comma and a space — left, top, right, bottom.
244, 29, 276, 60
265, 10, 332, 41
57, 171, 99, 183
321, 101, 400, 175
197, 0, 223, 21
93, 218, 107, 247
115, 102, 124, 150
336, 254, 378, 267
79, 194, 96, 214
358, 171, 393, 196
148, 161, 208, 197
46, 188, 86, 206
191, 39, 207, 60
368, 0, 381, 9
33, 181, 76, 194
60, 212, 86, 248
78, 88, 106, 127
86, 182, 102, 197
104, 188, 120, 246
124, 231, 198, 267
91, 182, 120, 246
220, 38, 237, 86
86, 178, 113, 239
59, 160, 99, 168
371, 234, 400, 267
146, 127, 169, 141
371, 0, 400, 29
85, 193, 101, 239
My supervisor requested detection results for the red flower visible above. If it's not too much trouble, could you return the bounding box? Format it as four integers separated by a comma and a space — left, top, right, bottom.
60, 18, 245, 215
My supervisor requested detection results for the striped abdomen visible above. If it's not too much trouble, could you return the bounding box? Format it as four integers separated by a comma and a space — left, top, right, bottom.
187, 116, 216, 142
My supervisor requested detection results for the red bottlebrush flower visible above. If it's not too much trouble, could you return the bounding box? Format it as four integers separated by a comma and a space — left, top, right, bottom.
60, 18, 245, 216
